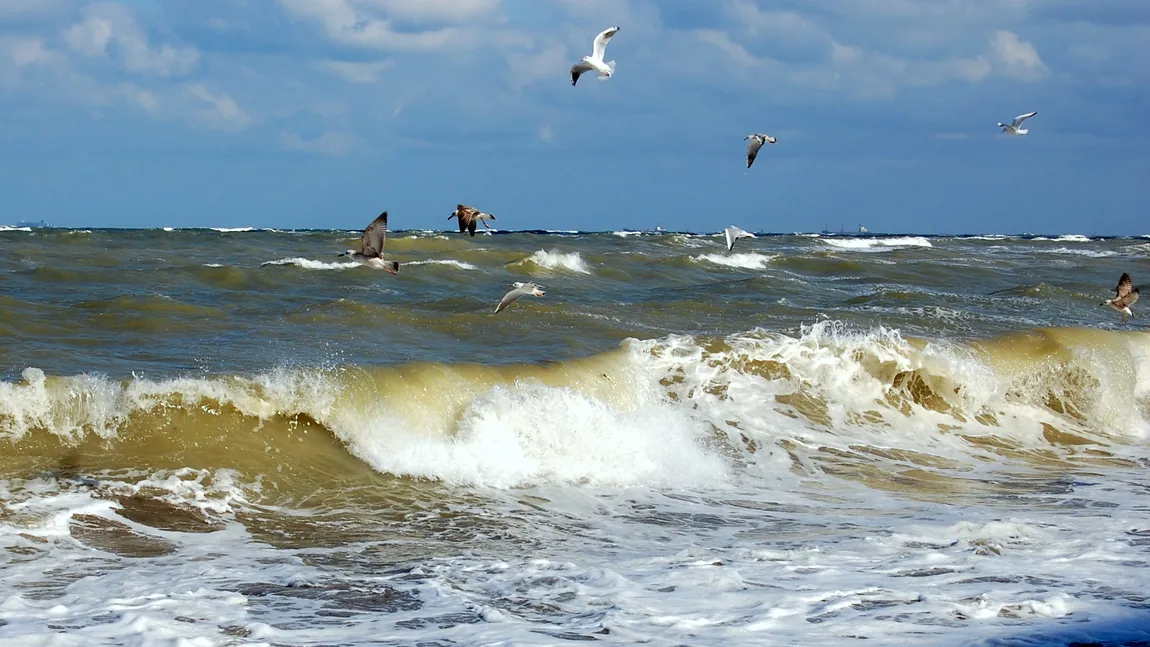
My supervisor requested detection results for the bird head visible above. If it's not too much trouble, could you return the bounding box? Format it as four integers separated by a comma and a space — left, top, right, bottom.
582, 55, 593, 63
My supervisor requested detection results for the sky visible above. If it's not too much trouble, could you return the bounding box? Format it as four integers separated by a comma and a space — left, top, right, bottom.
0, 0, 1147, 234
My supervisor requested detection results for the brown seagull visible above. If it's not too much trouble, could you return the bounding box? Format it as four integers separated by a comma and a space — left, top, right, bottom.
339, 211, 399, 274
449, 204, 496, 236
1100, 272, 1139, 324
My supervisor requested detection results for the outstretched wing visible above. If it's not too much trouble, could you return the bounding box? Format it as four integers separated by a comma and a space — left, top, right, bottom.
468, 217, 477, 236
592, 26, 619, 61
454, 205, 475, 234
495, 287, 526, 314
362, 211, 388, 257
1012, 111, 1037, 129
745, 137, 764, 168
571, 61, 593, 86
1115, 273, 1134, 299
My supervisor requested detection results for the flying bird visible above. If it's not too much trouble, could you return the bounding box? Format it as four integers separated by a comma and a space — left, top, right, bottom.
449, 204, 496, 236
744, 133, 777, 168
724, 226, 755, 252
495, 282, 545, 314
998, 111, 1037, 135
339, 211, 399, 274
1100, 272, 1139, 324
571, 26, 619, 86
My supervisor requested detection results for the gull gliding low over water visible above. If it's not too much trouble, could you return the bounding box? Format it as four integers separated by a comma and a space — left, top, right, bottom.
998, 111, 1037, 135
724, 226, 755, 251
744, 133, 777, 168
449, 204, 495, 236
1101, 272, 1139, 324
495, 282, 545, 314
339, 211, 399, 275
570, 26, 619, 86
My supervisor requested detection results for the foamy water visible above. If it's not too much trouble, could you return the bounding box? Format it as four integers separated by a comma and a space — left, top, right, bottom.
2, 229, 1149, 646
822, 236, 933, 250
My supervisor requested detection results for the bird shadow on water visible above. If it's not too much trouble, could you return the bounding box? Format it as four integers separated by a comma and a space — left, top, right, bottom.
967, 614, 1150, 647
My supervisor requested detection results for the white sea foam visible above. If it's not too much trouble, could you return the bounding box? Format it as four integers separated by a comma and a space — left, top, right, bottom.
261, 257, 359, 270
693, 253, 776, 269
515, 249, 591, 274
211, 227, 257, 233
405, 259, 478, 270
1055, 234, 1091, 242
162, 227, 174, 232
0, 226, 32, 232
611, 230, 645, 237
822, 236, 932, 250
1040, 247, 1119, 258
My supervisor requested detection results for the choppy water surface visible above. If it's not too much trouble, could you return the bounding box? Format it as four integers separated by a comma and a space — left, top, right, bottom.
1, 227, 1149, 646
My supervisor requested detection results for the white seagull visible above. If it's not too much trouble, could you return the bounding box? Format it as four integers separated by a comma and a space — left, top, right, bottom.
744, 133, 777, 168
724, 226, 755, 252
571, 26, 619, 86
998, 111, 1038, 135
495, 282, 545, 314
339, 211, 399, 275
1100, 272, 1139, 325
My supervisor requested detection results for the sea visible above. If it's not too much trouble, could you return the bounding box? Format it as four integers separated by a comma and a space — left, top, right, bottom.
1, 226, 1149, 646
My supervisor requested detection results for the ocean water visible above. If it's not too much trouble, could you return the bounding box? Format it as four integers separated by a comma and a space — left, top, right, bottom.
1, 227, 1149, 646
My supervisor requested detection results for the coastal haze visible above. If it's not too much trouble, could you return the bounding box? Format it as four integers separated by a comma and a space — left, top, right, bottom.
1, 227, 1149, 645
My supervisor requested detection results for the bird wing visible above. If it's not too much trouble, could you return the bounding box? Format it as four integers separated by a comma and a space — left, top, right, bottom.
1118, 288, 1140, 309
1012, 111, 1037, 128
1116, 273, 1134, 299
361, 211, 388, 257
454, 206, 475, 234
571, 61, 593, 86
495, 286, 527, 313
592, 26, 619, 61
468, 217, 477, 236
746, 137, 764, 168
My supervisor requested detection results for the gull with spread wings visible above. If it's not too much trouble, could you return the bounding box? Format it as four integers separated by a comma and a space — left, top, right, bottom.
495, 282, 545, 314
998, 111, 1037, 135
449, 204, 496, 237
339, 211, 399, 275
1100, 272, 1139, 324
571, 26, 619, 86
744, 133, 777, 168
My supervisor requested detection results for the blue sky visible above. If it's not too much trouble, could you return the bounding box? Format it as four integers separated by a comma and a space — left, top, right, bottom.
0, 0, 1147, 234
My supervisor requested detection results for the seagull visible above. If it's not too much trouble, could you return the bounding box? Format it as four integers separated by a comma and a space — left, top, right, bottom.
571, 26, 619, 86
744, 133, 777, 168
724, 226, 755, 251
1100, 272, 1139, 324
449, 204, 496, 237
998, 111, 1037, 135
339, 210, 399, 274
495, 282, 545, 314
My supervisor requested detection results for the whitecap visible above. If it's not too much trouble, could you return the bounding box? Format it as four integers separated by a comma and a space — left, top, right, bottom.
405, 259, 478, 270
261, 257, 358, 270
693, 253, 776, 269
822, 236, 932, 250
516, 250, 591, 274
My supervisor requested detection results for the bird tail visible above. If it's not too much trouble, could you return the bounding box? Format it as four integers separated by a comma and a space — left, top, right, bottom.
600, 60, 616, 79
388, 261, 400, 274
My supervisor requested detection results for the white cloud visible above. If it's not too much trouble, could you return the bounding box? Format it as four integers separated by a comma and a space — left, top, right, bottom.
359, 0, 502, 24
280, 130, 362, 155
537, 123, 554, 143
63, 3, 199, 78
505, 43, 568, 88
64, 16, 113, 57
315, 59, 391, 84
990, 30, 1047, 80
188, 84, 250, 128
278, 0, 479, 52
4, 37, 57, 68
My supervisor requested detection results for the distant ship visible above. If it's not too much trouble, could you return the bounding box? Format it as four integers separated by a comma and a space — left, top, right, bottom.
12, 220, 51, 228
821, 224, 870, 235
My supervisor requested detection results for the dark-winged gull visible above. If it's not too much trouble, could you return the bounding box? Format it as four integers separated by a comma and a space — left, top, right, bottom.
571, 26, 619, 86
724, 226, 755, 251
449, 204, 496, 236
744, 133, 777, 168
339, 211, 399, 274
495, 282, 545, 314
1100, 272, 1139, 324
998, 111, 1037, 135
